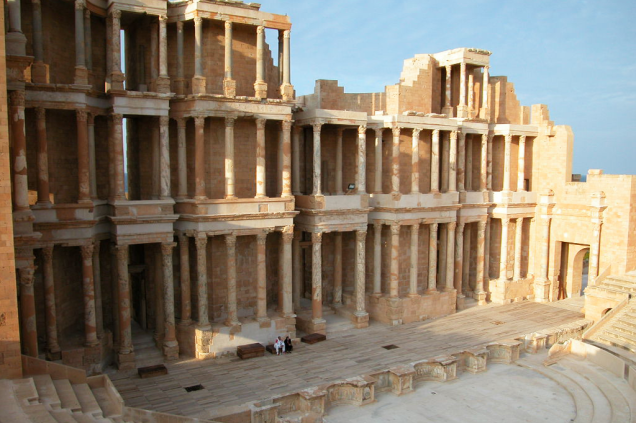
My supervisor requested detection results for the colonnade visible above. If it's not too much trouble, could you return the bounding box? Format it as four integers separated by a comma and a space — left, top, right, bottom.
442, 62, 490, 118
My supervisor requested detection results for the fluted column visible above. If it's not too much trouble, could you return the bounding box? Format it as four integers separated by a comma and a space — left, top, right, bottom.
411, 129, 421, 194
480, 133, 488, 191
500, 218, 510, 280
374, 128, 383, 193
445, 222, 456, 291
281, 227, 294, 317
116, 244, 132, 355
517, 135, 526, 191
256, 232, 268, 320
487, 132, 493, 190
292, 231, 301, 311
357, 125, 367, 194
354, 230, 367, 316
195, 236, 209, 327
457, 62, 467, 117
80, 244, 98, 346
409, 224, 419, 296
176, 118, 187, 198
427, 223, 438, 292
225, 117, 236, 199
161, 242, 178, 357
449, 131, 457, 192
225, 234, 239, 326
42, 247, 60, 357
194, 117, 206, 199
457, 131, 465, 193
503, 134, 512, 191
178, 234, 191, 323
474, 220, 487, 304
76, 111, 90, 202
335, 128, 343, 194
391, 126, 400, 194
255, 118, 267, 198
455, 223, 465, 305
311, 232, 323, 322
480, 66, 489, 119
312, 123, 322, 195
254, 26, 267, 98
223, 21, 236, 97
373, 223, 382, 295
389, 224, 400, 297
514, 218, 523, 280
92, 242, 103, 339
10, 91, 29, 211
19, 267, 38, 357
443, 65, 453, 117
431, 129, 440, 194
281, 120, 292, 197
35, 108, 50, 205
74, 0, 88, 85
192, 15, 206, 94
110, 113, 125, 201
159, 116, 170, 199
333, 232, 342, 305
589, 221, 602, 285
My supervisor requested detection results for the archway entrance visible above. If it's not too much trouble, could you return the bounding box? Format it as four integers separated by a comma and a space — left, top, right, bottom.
558, 243, 590, 299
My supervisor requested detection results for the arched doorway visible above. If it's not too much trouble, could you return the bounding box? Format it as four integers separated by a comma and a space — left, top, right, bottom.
560, 244, 589, 299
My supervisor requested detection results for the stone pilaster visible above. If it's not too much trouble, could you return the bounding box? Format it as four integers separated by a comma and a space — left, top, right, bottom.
373, 223, 382, 295
19, 267, 38, 357
445, 222, 456, 291
354, 230, 368, 327
514, 218, 524, 280
391, 126, 401, 195
178, 234, 191, 323
161, 242, 178, 359
81, 243, 98, 346
333, 232, 342, 306
42, 246, 60, 358
192, 15, 206, 94
159, 116, 170, 199
431, 129, 440, 194
312, 122, 322, 195
374, 128, 383, 193
518, 135, 526, 191
390, 224, 400, 297
223, 21, 236, 97
465, 135, 473, 191
357, 125, 367, 194
427, 223, 438, 292
225, 234, 239, 326
195, 236, 209, 327
411, 129, 421, 194
194, 116, 206, 199
409, 224, 419, 296
282, 120, 292, 197
254, 26, 267, 98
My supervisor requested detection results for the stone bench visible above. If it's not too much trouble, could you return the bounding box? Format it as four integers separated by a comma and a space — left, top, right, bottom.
301, 333, 326, 345
237, 343, 265, 360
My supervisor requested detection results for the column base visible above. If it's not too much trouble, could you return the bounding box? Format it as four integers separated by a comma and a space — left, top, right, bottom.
309, 318, 326, 335
256, 316, 271, 328
155, 75, 171, 94
192, 76, 206, 95
32, 61, 50, 84
473, 291, 487, 305
223, 78, 236, 97
225, 319, 241, 330
280, 83, 294, 101
352, 311, 369, 329
6, 32, 27, 56
480, 107, 490, 120
456, 294, 466, 310
456, 104, 468, 118
116, 351, 136, 371
173, 77, 186, 95
46, 349, 61, 361
533, 278, 551, 303
108, 71, 125, 92
162, 342, 179, 360
254, 80, 267, 99
74, 66, 89, 86
442, 106, 453, 118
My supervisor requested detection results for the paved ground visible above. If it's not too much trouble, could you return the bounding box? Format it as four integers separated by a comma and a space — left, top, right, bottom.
110, 298, 585, 418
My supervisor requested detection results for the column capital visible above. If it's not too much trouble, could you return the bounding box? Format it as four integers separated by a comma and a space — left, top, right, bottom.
75, 0, 85, 10
84, 9, 91, 18
312, 122, 322, 132
110, 113, 123, 121
32, 0, 42, 4
225, 116, 236, 127
110, 9, 121, 19
391, 126, 401, 137
35, 107, 46, 121
358, 125, 367, 135
447, 221, 457, 231
42, 245, 53, 261
255, 118, 266, 129
177, 117, 187, 128
178, 232, 188, 242
450, 130, 457, 141
282, 119, 293, 131
80, 243, 94, 260
282, 228, 294, 243
430, 222, 438, 233
76, 110, 88, 122
457, 221, 465, 233
176, 20, 183, 30
374, 222, 383, 232
374, 127, 384, 137
159, 116, 169, 126
194, 116, 205, 127
519, 135, 526, 143
478, 220, 487, 233
256, 231, 268, 244
311, 232, 322, 243
159, 14, 168, 23
19, 267, 35, 287
114, 243, 128, 260
194, 236, 207, 250
283, 29, 291, 38
224, 20, 232, 29
356, 230, 367, 242
257, 25, 264, 34
505, 133, 512, 144
161, 242, 176, 255
432, 128, 440, 137
225, 233, 237, 247
390, 223, 400, 236
411, 223, 419, 233
445, 64, 452, 73
502, 217, 510, 226
9, 90, 25, 107
194, 15, 203, 25
87, 113, 94, 125
412, 128, 421, 138
92, 239, 100, 255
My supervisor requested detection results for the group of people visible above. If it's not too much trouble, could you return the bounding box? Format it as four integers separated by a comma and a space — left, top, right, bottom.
274, 336, 293, 355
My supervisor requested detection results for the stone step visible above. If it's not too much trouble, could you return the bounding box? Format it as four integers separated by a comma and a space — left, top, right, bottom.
608, 274, 636, 284
603, 327, 636, 345
72, 383, 103, 419
22, 403, 59, 423
53, 379, 82, 413
33, 374, 62, 411
596, 334, 636, 353
613, 321, 636, 336
91, 387, 121, 418
0, 379, 30, 422
71, 413, 99, 423
50, 409, 80, 423
12, 377, 39, 405
601, 278, 636, 293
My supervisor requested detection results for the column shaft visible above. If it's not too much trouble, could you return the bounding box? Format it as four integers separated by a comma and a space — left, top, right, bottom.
176, 21, 184, 78
254, 26, 267, 98
42, 247, 60, 354
282, 30, 291, 85
225, 117, 236, 199
514, 218, 523, 280
10, 91, 29, 210
74, 1, 86, 68
487, 132, 493, 190
374, 128, 383, 193
32, 0, 44, 61
35, 108, 50, 204
281, 120, 292, 197
449, 131, 457, 192
459, 62, 466, 107
465, 136, 472, 191
311, 233, 323, 321
333, 232, 342, 305
110, 10, 123, 87
431, 129, 440, 193
87, 114, 97, 199
411, 129, 421, 194
194, 16, 203, 76
390, 224, 400, 297
161, 243, 177, 352
81, 244, 98, 346
539, 218, 551, 282
518, 136, 526, 191
110, 114, 125, 200
176, 119, 187, 198
500, 218, 510, 280
195, 237, 209, 327
468, 73, 474, 115
475, 221, 486, 301
159, 116, 170, 199
312, 123, 322, 195
178, 234, 191, 322
373, 223, 382, 295
357, 125, 367, 194
20, 268, 38, 357
480, 133, 488, 191
409, 224, 419, 295
445, 223, 456, 290
481, 66, 489, 118
503, 134, 512, 191
462, 224, 471, 295
255, 118, 267, 198
292, 231, 301, 311
391, 127, 400, 194
354, 230, 367, 315
455, 223, 465, 298
116, 245, 132, 354
292, 126, 301, 194
194, 117, 206, 199
225, 235, 238, 326
92, 241, 103, 339
457, 131, 465, 193
158, 15, 168, 77
444, 65, 452, 115
589, 222, 601, 285
281, 228, 293, 317
256, 232, 267, 319
427, 223, 438, 292
84, 9, 92, 70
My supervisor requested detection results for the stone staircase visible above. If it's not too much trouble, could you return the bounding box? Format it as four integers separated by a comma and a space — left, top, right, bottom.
130, 321, 164, 369
589, 297, 636, 354
595, 272, 636, 296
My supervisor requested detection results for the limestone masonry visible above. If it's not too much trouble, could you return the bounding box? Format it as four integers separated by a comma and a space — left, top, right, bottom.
0, 0, 635, 384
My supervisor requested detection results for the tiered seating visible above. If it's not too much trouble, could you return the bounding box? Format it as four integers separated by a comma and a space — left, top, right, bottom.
590, 297, 636, 354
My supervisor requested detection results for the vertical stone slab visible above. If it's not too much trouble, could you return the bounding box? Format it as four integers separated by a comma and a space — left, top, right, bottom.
176, 118, 187, 198
500, 218, 510, 280
292, 230, 301, 313
281, 226, 294, 318
517, 135, 526, 191
457, 131, 465, 193
76, 110, 90, 202
480, 133, 488, 192
449, 131, 457, 192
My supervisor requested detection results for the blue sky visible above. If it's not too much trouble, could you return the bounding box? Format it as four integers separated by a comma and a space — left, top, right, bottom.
259, 0, 636, 176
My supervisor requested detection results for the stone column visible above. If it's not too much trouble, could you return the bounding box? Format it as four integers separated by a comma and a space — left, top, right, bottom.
589, 221, 602, 285
480, 133, 488, 192
77, 110, 92, 202
409, 224, 419, 296
35, 108, 50, 205
192, 15, 206, 94
158, 116, 170, 199
255, 118, 267, 198
281, 120, 292, 197
373, 223, 382, 295
292, 231, 301, 311
431, 129, 440, 194
455, 223, 465, 308
411, 129, 421, 194
277, 128, 283, 196
487, 132, 493, 190
281, 227, 294, 317
292, 126, 301, 195
391, 126, 401, 194
389, 224, 400, 297
10, 91, 29, 211
465, 136, 472, 191
115, 244, 132, 356
225, 117, 237, 199
462, 223, 471, 295
176, 118, 187, 199
161, 242, 178, 358
445, 222, 456, 291
500, 218, 510, 280
175, 21, 185, 95
374, 128, 383, 193
194, 117, 206, 199
195, 236, 209, 327
256, 232, 268, 320
514, 218, 523, 280
74, 0, 88, 85
84, 9, 92, 72
333, 232, 342, 305
109, 9, 124, 91
156, 15, 169, 93
457, 62, 467, 118
19, 267, 38, 357
225, 234, 239, 326
503, 134, 512, 192
474, 220, 487, 304
42, 247, 60, 357
484, 217, 491, 285
92, 241, 103, 339
480, 66, 489, 119
254, 26, 267, 98
427, 223, 438, 292
357, 125, 367, 194
280, 30, 293, 100
334, 128, 343, 194
457, 131, 465, 193
312, 122, 322, 195
468, 73, 474, 117
31, 0, 49, 83
178, 234, 191, 323
535, 216, 552, 302
7, 0, 27, 55
150, 22, 158, 89
80, 244, 98, 346
110, 113, 125, 201
223, 21, 236, 97
87, 114, 97, 199
517, 135, 526, 191
449, 131, 457, 193
354, 230, 367, 317
443, 65, 453, 117
311, 232, 323, 322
